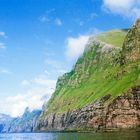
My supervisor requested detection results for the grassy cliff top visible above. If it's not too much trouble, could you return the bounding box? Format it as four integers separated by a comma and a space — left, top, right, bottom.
96, 29, 128, 48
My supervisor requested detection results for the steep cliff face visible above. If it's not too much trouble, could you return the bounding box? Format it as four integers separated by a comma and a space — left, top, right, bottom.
36, 86, 140, 131
122, 19, 140, 64
36, 19, 140, 132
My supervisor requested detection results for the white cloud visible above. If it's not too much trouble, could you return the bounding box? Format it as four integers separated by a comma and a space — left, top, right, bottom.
0, 75, 56, 117
39, 9, 55, 23
65, 35, 89, 61
33, 75, 56, 86
0, 32, 6, 38
90, 13, 98, 19
39, 15, 63, 26
0, 68, 11, 75
103, 0, 140, 19
0, 43, 6, 49
21, 80, 30, 86
45, 59, 64, 69
55, 18, 62, 26
88, 28, 102, 35
45, 59, 69, 75
39, 9, 63, 27
39, 16, 50, 22
0, 87, 55, 117
44, 70, 50, 75
57, 69, 67, 75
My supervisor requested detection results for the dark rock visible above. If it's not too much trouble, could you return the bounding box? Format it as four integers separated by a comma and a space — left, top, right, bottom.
36, 86, 140, 131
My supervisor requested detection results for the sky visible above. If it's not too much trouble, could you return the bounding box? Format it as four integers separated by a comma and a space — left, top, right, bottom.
0, 0, 139, 117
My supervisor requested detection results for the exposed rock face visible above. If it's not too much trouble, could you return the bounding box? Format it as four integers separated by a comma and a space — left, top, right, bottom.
122, 19, 140, 64
36, 86, 140, 131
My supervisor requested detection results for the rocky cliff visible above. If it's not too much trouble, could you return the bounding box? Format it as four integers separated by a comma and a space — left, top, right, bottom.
36, 19, 140, 132
36, 86, 140, 132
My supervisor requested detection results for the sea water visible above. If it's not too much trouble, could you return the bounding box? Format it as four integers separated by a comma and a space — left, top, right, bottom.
0, 132, 139, 140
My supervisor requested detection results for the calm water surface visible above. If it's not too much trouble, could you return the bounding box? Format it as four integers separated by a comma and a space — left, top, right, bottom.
0, 132, 140, 140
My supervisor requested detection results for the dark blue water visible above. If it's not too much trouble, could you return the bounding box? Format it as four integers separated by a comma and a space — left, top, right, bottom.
0, 132, 140, 140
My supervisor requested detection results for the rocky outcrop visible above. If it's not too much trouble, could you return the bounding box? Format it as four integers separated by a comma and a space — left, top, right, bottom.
121, 19, 140, 64
36, 86, 140, 132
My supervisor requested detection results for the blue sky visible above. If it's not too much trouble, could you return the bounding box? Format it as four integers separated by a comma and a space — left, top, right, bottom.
0, 0, 139, 117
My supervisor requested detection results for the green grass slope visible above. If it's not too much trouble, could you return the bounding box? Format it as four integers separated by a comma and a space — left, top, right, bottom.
44, 22, 140, 115
96, 29, 128, 47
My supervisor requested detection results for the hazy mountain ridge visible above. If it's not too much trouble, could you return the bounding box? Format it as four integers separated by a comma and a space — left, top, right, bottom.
0, 114, 13, 133
0, 108, 41, 133
7, 108, 41, 133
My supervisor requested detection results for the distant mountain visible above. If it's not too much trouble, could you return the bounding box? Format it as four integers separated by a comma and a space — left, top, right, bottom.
0, 114, 12, 123
6, 108, 41, 133
0, 108, 41, 133
0, 114, 13, 132
36, 19, 140, 132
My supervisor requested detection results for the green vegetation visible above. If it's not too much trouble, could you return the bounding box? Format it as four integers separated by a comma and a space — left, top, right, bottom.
96, 29, 128, 47
44, 26, 140, 115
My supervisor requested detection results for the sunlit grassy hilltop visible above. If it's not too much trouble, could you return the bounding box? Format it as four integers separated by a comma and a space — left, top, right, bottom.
96, 29, 128, 47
